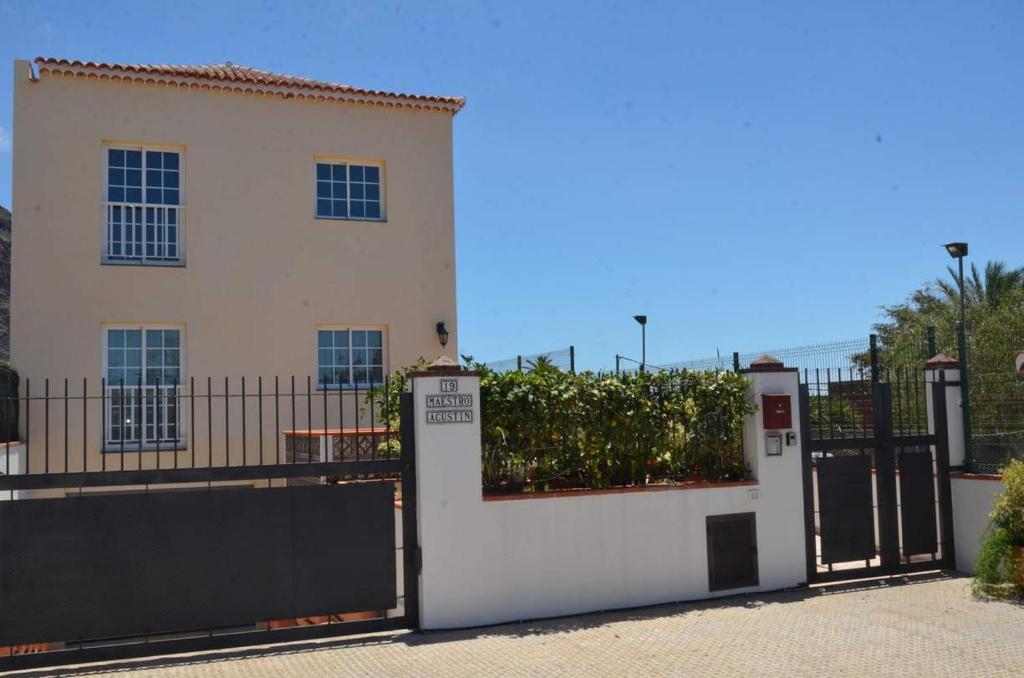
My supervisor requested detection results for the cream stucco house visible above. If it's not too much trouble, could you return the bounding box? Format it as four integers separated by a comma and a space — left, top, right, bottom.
9, 57, 463, 478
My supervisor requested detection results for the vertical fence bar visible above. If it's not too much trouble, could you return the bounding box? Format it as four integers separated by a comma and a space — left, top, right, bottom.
322, 375, 329, 463
154, 376, 161, 470
733, 352, 741, 373
45, 378, 50, 473
82, 378, 88, 474
25, 378, 30, 474
275, 376, 280, 465
241, 377, 247, 466
224, 377, 230, 467
100, 378, 105, 472
173, 376, 180, 469
191, 376, 196, 469
306, 376, 312, 464
64, 378, 69, 473
258, 376, 264, 467
569, 345, 576, 374
207, 377, 213, 468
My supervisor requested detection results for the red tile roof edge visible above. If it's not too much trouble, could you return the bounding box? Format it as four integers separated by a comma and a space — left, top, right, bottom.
34, 57, 466, 114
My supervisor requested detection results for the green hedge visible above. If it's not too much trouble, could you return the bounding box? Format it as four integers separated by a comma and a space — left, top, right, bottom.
478, 363, 754, 493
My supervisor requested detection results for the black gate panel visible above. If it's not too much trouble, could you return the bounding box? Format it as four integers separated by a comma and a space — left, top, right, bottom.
0, 483, 396, 646
898, 451, 938, 557
817, 455, 875, 564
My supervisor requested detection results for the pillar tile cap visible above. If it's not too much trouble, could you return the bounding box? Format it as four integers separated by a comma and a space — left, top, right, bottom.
925, 353, 959, 369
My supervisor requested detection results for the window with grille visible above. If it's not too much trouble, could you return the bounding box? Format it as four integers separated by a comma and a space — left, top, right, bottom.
104, 147, 183, 265
104, 327, 184, 447
315, 162, 383, 221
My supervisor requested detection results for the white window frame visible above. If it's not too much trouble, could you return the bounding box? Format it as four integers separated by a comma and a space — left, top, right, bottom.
102, 324, 187, 449
313, 158, 386, 222
101, 143, 186, 266
315, 325, 388, 390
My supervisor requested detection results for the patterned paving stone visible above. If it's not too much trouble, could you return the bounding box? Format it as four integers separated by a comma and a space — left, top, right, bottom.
21, 575, 1024, 677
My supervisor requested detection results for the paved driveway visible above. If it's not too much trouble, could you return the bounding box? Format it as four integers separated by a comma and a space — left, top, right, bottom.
19, 574, 1024, 677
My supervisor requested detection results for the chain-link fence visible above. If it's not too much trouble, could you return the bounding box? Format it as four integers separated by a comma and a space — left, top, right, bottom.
482, 346, 575, 373
970, 370, 1024, 473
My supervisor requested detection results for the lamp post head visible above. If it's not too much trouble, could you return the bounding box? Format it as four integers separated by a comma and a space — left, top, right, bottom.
633, 315, 647, 326
944, 242, 968, 259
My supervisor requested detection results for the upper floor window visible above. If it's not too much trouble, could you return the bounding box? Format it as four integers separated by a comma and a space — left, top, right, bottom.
315, 162, 383, 221
104, 146, 184, 266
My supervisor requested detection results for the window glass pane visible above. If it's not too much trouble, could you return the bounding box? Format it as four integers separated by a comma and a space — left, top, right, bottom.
108, 329, 125, 348
332, 200, 347, 218
163, 153, 179, 170
126, 187, 142, 203
108, 187, 124, 202
318, 349, 333, 366
165, 171, 179, 189
370, 367, 384, 384
146, 331, 163, 348
109, 149, 125, 167
369, 348, 384, 366
125, 330, 142, 348
333, 182, 347, 199
365, 184, 380, 201
332, 164, 346, 181
125, 151, 142, 168
350, 183, 364, 200
164, 368, 180, 385
147, 169, 163, 188
316, 199, 331, 217
352, 331, 367, 348
334, 348, 349, 365
333, 330, 349, 347
146, 151, 162, 169
108, 349, 125, 368
147, 368, 164, 384
318, 330, 334, 348
108, 366, 125, 383
125, 368, 142, 384
365, 165, 380, 182
350, 201, 365, 218
366, 202, 381, 219
126, 169, 142, 187
108, 168, 125, 187
164, 189, 180, 206
163, 330, 180, 348
353, 366, 369, 384
147, 348, 164, 366
125, 349, 142, 367
147, 188, 162, 204
317, 181, 332, 199
316, 163, 331, 181
350, 165, 364, 182
352, 350, 367, 367
367, 331, 382, 347
164, 349, 180, 368
318, 367, 333, 386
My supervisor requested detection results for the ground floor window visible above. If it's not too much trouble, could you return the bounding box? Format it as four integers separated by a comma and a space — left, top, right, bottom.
104, 326, 183, 447
317, 327, 386, 388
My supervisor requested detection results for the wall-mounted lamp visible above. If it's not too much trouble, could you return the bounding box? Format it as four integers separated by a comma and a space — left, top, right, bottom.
436, 321, 450, 348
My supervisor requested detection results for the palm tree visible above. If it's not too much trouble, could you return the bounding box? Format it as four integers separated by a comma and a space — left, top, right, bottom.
935, 260, 1024, 309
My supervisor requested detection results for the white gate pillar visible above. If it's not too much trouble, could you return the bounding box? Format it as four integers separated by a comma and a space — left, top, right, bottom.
409, 357, 483, 629
925, 353, 966, 469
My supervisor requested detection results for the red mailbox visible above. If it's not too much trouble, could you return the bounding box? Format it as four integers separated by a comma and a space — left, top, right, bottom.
762, 394, 792, 430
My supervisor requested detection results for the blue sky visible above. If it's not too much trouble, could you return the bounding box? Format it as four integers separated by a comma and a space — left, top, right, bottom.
1, 1, 1022, 370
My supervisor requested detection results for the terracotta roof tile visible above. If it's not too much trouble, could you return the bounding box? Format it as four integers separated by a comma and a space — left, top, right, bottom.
33, 57, 465, 114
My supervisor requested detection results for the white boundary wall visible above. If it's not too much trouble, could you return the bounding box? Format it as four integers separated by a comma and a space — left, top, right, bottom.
951, 475, 1003, 573
412, 366, 806, 630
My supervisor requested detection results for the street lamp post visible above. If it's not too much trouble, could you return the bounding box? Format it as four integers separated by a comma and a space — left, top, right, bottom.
944, 242, 972, 467
633, 315, 647, 372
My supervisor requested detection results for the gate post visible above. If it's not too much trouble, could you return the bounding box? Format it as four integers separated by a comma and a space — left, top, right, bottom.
407, 357, 482, 629
925, 353, 966, 469
739, 356, 806, 585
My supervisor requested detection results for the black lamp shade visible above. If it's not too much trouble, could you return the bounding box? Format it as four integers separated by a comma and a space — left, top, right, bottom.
436, 321, 449, 347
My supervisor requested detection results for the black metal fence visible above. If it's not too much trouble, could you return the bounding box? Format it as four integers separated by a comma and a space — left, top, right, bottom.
970, 370, 1024, 474
0, 375, 400, 495
0, 366, 17, 444
483, 346, 575, 373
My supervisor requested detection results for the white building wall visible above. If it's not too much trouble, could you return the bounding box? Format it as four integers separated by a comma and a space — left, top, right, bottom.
412, 367, 806, 630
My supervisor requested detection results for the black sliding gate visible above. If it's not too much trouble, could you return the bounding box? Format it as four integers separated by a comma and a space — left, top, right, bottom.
0, 381, 419, 671
799, 370, 955, 584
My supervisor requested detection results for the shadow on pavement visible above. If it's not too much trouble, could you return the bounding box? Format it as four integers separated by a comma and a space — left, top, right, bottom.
12, 570, 963, 677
